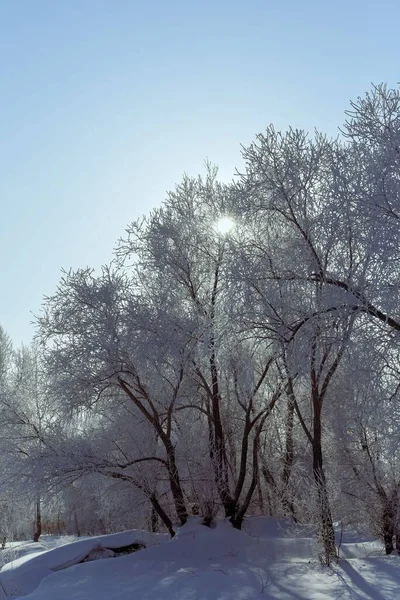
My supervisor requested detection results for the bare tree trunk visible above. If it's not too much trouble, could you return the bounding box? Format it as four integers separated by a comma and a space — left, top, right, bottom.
149, 493, 175, 538
231, 431, 261, 529
163, 436, 188, 526
262, 463, 278, 516
33, 497, 42, 543
118, 378, 188, 526
105, 468, 176, 538
312, 401, 336, 563
209, 349, 235, 518
281, 388, 297, 521
382, 501, 394, 555
207, 259, 235, 519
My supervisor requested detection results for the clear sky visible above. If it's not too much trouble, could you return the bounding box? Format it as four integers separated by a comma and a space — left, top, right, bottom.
1, 0, 399, 345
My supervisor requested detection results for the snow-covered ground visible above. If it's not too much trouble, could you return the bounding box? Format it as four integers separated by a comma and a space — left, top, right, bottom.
0, 517, 398, 599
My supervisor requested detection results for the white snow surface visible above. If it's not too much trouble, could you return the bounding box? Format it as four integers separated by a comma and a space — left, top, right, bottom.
0, 529, 166, 598
0, 517, 399, 599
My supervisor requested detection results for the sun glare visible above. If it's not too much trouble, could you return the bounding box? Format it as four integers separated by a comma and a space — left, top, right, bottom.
215, 216, 234, 235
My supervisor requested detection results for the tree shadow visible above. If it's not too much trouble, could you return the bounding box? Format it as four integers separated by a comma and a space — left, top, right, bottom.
339, 560, 391, 600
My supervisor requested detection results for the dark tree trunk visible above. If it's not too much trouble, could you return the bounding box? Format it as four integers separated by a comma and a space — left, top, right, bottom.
230, 424, 265, 530
313, 464, 336, 562
33, 497, 42, 543
382, 503, 394, 555
209, 350, 235, 518
163, 436, 188, 526
207, 260, 235, 519
149, 493, 175, 538
281, 389, 297, 521
118, 378, 188, 527
312, 400, 336, 563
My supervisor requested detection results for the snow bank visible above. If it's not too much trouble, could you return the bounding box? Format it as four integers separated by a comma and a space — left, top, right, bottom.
0, 529, 166, 598
1, 517, 397, 600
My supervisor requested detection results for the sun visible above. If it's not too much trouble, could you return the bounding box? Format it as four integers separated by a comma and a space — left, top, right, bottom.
214, 216, 235, 235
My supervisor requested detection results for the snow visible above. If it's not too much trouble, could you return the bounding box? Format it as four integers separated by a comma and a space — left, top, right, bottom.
0, 529, 167, 598
0, 517, 399, 599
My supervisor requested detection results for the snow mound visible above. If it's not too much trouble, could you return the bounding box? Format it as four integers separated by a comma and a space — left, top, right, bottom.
0, 529, 167, 598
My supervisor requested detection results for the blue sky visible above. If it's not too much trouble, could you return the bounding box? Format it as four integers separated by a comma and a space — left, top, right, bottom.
1, 0, 399, 344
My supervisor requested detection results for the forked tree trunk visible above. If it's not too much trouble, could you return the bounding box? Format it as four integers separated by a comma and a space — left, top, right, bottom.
209, 348, 235, 519
208, 259, 236, 520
